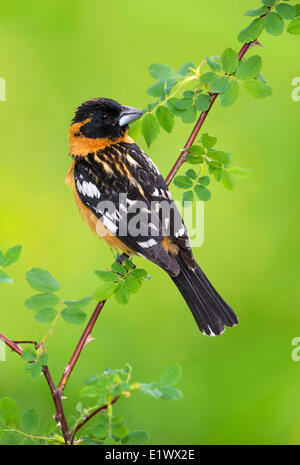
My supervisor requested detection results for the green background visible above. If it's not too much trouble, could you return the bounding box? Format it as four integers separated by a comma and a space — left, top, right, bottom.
1, 0, 300, 445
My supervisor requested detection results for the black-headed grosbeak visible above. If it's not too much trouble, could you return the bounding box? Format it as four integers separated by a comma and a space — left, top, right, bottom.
66, 98, 238, 336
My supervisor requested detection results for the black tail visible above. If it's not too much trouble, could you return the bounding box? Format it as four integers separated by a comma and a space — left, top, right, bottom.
171, 254, 238, 336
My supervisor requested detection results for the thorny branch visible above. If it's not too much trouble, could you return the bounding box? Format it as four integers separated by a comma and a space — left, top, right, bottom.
0, 38, 261, 445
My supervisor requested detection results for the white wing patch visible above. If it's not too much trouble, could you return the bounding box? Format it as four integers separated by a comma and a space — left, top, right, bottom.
76, 180, 101, 199
137, 238, 158, 249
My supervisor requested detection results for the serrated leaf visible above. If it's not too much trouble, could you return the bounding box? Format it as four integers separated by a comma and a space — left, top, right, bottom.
238, 17, 265, 43
209, 76, 230, 94
185, 169, 197, 179
194, 185, 211, 201
198, 176, 210, 186
187, 145, 205, 156
25, 361, 42, 379
2, 245, 22, 267
141, 114, 160, 147
61, 307, 86, 325
93, 282, 116, 301
111, 262, 127, 276
160, 386, 183, 400
124, 274, 141, 293
221, 48, 239, 74
236, 55, 262, 80
276, 3, 295, 20
206, 56, 221, 72
244, 79, 272, 98
160, 364, 182, 387
149, 63, 174, 80
287, 17, 300, 34
244, 6, 268, 17
229, 167, 252, 178
166, 99, 185, 117
94, 270, 119, 282
26, 268, 60, 293
34, 308, 57, 324
112, 423, 129, 439
0, 398, 21, 428
25, 293, 60, 311
21, 347, 37, 362
201, 133, 217, 149
131, 269, 148, 280
39, 353, 49, 365
0, 270, 13, 284
174, 98, 193, 110
194, 94, 211, 111
128, 118, 142, 140
199, 71, 217, 84
209, 150, 231, 167
21, 408, 40, 434
146, 80, 165, 97
114, 282, 130, 304
262, 0, 275, 6
177, 61, 194, 76
181, 106, 197, 123
122, 430, 149, 445
63, 296, 92, 309
220, 80, 239, 107
156, 106, 174, 133
264, 12, 284, 35
173, 176, 193, 189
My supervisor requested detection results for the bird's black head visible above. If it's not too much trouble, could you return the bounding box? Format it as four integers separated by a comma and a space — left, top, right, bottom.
72, 98, 142, 140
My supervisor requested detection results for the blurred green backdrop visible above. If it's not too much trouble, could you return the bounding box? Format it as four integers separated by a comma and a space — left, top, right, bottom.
1, 0, 300, 445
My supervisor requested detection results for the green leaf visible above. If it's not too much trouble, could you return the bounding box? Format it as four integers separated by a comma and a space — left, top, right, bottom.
0, 250, 4, 266
166, 99, 185, 117
295, 4, 300, 17
174, 98, 193, 110
220, 81, 239, 107
287, 17, 300, 34
141, 114, 160, 147
131, 268, 148, 280
146, 80, 165, 97
93, 282, 116, 301
25, 361, 42, 379
221, 48, 239, 74
124, 274, 141, 293
201, 133, 217, 149
209, 76, 230, 94
262, 0, 275, 6
61, 307, 86, 325
114, 282, 130, 305
229, 167, 252, 178
4, 432, 21, 445
128, 118, 142, 140
26, 268, 60, 293
0, 270, 13, 284
276, 3, 295, 20
194, 185, 211, 201
39, 353, 49, 365
186, 154, 204, 164
194, 94, 211, 111
222, 172, 234, 190
244, 79, 272, 98
160, 386, 183, 400
198, 176, 210, 186
63, 296, 92, 309
181, 106, 197, 123
182, 190, 194, 204
187, 145, 205, 156
111, 262, 127, 275
156, 106, 174, 133
206, 56, 221, 72
21, 347, 37, 362
0, 398, 20, 428
173, 176, 193, 189
199, 71, 217, 84
2, 245, 22, 267
149, 63, 174, 80
160, 364, 182, 387
21, 408, 40, 434
177, 61, 194, 76
236, 55, 262, 80
238, 17, 265, 43
112, 422, 129, 439
244, 6, 268, 16
264, 12, 284, 35
122, 430, 149, 445
25, 293, 60, 311
94, 270, 119, 282
34, 308, 57, 324
185, 169, 197, 179
209, 151, 231, 166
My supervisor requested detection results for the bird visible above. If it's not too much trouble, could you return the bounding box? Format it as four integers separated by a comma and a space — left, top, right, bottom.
66, 97, 238, 336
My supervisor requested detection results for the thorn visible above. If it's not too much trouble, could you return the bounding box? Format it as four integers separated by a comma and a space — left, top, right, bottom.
252, 40, 264, 48
83, 335, 95, 348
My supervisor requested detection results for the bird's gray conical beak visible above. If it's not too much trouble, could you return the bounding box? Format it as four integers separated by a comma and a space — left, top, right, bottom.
119, 105, 143, 127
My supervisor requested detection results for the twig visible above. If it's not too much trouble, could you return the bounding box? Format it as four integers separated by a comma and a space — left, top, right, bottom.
165, 40, 260, 186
